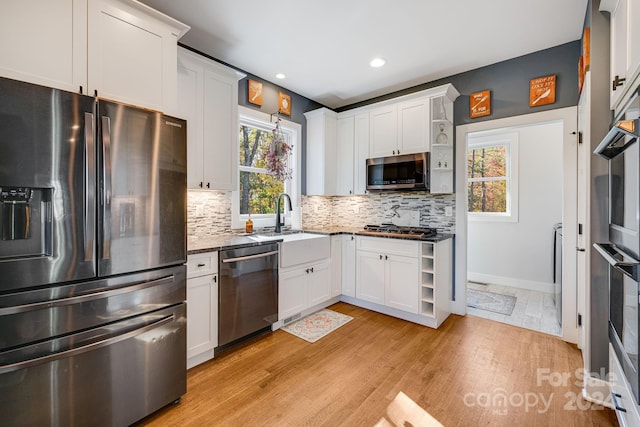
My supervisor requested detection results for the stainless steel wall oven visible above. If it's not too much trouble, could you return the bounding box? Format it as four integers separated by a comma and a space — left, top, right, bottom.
594, 84, 640, 404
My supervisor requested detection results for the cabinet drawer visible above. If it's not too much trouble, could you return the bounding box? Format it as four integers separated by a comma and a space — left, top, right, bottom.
187, 252, 218, 278
610, 344, 640, 426
357, 236, 419, 257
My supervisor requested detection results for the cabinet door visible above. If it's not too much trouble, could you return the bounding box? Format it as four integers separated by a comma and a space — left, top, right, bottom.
331, 236, 342, 297
610, 0, 628, 108
87, 0, 178, 111
369, 105, 398, 157
336, 116, 355, 195
0, 0, 87, 92
397, 98, 430, 154
279, 267, 308, 319
186, 274, 218, 359
385, 255, 419, 314
308, 261, 332, 307
202, 67, 238, 190
354, 113, 370, 195
342, 235, 356, 297
627, 0, 640, 85
177, 51, 206, 189
356, 251, 385, 304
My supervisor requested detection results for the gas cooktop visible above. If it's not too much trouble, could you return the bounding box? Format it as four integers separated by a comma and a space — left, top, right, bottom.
360, 224, 437, 239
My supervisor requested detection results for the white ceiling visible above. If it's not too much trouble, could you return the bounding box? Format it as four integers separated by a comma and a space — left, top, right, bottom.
140, 0, 588, 109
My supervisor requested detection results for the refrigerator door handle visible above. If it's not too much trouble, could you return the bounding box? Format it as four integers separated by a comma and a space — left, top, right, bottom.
84, 112, 96, 261
0, 274, 174, 316
101, 116, 112, 260
0, 314, 175, 374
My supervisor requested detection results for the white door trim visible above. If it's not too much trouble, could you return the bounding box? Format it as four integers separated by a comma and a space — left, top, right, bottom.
455, 106, 579, 344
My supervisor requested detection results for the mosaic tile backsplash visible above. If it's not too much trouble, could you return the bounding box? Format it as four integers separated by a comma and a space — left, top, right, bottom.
301, 193, 456, 233
187, 190, 456, 239
187, 190, 233, 238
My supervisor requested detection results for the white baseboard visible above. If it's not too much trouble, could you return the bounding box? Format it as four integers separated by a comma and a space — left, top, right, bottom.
467, 272, 555, 294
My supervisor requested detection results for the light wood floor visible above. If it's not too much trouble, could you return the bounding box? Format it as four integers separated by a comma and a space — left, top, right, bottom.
139, 302, 618, 426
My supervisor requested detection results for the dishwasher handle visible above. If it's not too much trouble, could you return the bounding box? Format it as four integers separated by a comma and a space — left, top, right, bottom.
222, 250, 279, 264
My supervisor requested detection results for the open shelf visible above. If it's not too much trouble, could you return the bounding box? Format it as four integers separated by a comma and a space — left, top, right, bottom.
421, 301, 434, 317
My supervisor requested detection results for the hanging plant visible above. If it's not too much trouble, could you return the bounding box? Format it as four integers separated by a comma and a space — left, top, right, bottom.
266, 116, 293, 181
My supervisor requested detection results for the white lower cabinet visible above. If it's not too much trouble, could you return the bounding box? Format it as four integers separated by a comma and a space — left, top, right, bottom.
279, 267, 308, 320
279, 259, 332, 321
341, 234, 356, 297
355, 250, 386, 304
330, 235, 343, 297
610, 344, 640, 426
352, 235, 451, 327
355, 237, 419, 313
307, 261, 332, 307
186, 251, 218, 369
385, 255, 420, 313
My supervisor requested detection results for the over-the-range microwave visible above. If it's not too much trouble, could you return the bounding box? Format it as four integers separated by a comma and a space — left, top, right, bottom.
366, 152, 429, 191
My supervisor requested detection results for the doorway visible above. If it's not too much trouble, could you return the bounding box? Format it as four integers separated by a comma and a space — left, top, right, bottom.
453, 107, 579, 343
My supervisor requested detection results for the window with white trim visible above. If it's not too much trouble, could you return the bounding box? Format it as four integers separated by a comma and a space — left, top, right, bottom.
467, 132, 518, 222
232, 107, 300, 230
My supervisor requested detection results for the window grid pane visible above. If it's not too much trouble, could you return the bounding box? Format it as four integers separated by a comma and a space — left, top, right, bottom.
239, 171, 284, 215
468, 180, 507, 213
467, 143, 508, 214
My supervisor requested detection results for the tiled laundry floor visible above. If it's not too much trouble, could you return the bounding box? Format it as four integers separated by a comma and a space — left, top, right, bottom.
466, 281, 561, 336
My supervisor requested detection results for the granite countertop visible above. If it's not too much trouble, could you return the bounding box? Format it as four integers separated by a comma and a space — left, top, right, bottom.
187, 234, 283, 255
187, 228, 454, 254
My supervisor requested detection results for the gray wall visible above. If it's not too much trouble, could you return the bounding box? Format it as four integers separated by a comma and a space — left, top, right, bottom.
338, 41, 581, 126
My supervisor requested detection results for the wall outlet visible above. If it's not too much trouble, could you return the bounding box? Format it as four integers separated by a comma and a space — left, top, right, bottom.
445, 206, 453, 217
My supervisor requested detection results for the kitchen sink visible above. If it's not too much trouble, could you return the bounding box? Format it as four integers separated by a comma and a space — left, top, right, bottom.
247, 232, 330, 267
246, 230, 309, 242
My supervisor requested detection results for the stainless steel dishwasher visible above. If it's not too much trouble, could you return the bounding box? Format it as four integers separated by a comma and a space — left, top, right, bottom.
218, 243, 279, 348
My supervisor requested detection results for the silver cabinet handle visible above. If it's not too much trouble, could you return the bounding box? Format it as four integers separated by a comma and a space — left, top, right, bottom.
0, 314, 174, 374
101, 116, 112, 260
222, 250, 278, 263
611, 392, 627, 412
84, 112, 96, 261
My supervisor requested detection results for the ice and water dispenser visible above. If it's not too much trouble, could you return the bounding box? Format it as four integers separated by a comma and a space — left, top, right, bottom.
0, 187, 51, 258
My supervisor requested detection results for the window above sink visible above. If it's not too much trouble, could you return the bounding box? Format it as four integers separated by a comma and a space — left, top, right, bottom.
231, 106, 302, 230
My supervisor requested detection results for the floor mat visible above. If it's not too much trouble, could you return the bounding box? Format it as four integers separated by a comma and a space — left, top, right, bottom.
281, 309, 353, 343
467, 289, 517, 316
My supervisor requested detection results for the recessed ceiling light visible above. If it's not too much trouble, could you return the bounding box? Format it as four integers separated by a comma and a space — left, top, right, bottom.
369, 58, 386, 68
275, 73, 286, 79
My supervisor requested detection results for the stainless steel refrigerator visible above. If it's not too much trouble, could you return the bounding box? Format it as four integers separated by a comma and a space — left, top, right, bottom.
0, 77, 187, 426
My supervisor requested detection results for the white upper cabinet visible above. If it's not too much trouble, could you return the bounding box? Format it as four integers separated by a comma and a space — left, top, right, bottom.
369, 104, 399, 157
601, 0, 640, 111
336, 115, 355, 195
397, 98, 430, 155
178, 47, 244, 190
305, 108, 338, 195
88, 0, 189, 113
628, 0, 640, 89
369, 97, 430, 157
353, 113, 370, 195
305, 84, 457, 196
0, 0, 87, 93
0, 0, 188, 113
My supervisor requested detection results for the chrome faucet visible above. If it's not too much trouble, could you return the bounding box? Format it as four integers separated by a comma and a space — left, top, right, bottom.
274, 193, 292, 233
